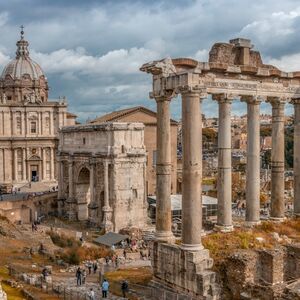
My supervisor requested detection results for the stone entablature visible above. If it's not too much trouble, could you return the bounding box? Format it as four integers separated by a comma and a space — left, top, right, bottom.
58, 122, 147, 232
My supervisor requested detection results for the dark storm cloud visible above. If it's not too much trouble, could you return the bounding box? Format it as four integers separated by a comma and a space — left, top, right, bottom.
0, 0, 298, 121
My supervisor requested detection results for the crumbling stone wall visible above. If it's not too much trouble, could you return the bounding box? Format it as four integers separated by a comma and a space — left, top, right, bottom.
222, 245, 300, 300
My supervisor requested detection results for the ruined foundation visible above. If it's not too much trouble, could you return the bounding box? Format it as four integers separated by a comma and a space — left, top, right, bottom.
150, 242, 220, 300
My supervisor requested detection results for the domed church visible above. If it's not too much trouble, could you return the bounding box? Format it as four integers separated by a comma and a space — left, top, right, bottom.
0, 28, 76, 191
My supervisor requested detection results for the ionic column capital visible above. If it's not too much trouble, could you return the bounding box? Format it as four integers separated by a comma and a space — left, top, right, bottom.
240, 95, 263, 105
212, 93, 236, 103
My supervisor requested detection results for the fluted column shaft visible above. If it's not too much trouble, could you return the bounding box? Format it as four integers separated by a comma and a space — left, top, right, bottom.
68, 157, 74, 200
293, 98, 300, 216
245, 97, 261, 224
42, 148, 47, 180
181, 91, 204, 250
270, 98, 285, 219
89, 159, 95, 205
57, 157, 63, 199
215, 95, 233, 231
155, 95, 174, 242
22, 148, 26, 181
50, 148, 55, 180
14, 149, 18, 181
103, 161, 109, 207
102, 160, 113, 231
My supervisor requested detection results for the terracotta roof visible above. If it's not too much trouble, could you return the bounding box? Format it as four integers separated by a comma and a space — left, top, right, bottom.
66, 112, 77, 118
90, 106, 178, 125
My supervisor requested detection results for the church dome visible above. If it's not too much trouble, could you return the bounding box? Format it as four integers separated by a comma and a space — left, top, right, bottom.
0, 27, 48, 104
1, 29, 45, 80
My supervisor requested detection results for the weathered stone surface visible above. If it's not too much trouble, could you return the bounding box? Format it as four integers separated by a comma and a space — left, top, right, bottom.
150, 242, 219, 299
58, 122, 147, 232
223, 245, 300, 299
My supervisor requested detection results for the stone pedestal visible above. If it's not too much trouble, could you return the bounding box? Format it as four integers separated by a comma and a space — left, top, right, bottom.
102, 205, 113, 232
65, 198, 77, 220
150, 242, 220, 299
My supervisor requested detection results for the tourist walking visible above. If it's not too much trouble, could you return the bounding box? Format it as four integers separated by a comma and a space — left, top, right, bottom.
87, 288, 95, 300
76, 267, 82, 286
101, 278, 109, 298
93, 262, 98, 274
121, 280, 129, 298
82, 268, 86, 284
88, 262, 92, 275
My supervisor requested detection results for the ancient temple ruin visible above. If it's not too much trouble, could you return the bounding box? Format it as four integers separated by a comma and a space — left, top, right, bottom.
140, 38, 300, 298
57, 122, 147, 232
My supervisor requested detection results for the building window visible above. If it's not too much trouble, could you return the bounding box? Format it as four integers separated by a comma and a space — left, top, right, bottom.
152, 150, 157, 166
30, 121, 37, 133
7, 96, 12, 101
83, 137, 86, 144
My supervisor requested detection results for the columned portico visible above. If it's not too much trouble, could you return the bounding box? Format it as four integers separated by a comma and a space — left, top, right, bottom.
181, 89, 205, 250
292, 98, 300, 217
214, 93, 234, 232
154, 94, 174, 243
243, 96, 261, 225
269, 98, 285, 220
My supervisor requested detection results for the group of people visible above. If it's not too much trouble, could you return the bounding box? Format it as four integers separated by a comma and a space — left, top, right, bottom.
100, 278, 129, 299
75, 262, 99, 286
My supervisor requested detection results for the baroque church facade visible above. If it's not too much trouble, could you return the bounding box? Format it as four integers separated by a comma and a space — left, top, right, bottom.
0, 29, 75, 190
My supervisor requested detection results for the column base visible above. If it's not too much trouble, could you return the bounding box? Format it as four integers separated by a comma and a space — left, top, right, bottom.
214, 224, 234, 233
244, 220, 261, 227
180, 243, 204, 251
269, 217, 285, 222
155, 231, 175, 243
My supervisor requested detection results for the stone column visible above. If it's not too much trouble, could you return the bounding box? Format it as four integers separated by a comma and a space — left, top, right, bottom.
14, 149, 18, 182
88, 158, 98, 224
292, 98, 300, 216
243, 96, 261, 225
49, 111, 53, 135
57, 157, 63, 199
89, 158, 95, 204
102, 160, 113, 231
181, 90, 206, 251
42, 148, 47, 181
22, 148, 26, 181
154, 94, 175, 243
214, 94, 234, 232
68, 157, 74, 200
50, 148, 55, 180
269, 97, 285, 220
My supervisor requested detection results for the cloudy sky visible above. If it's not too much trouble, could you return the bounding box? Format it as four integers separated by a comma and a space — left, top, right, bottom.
0, 0, 299, 122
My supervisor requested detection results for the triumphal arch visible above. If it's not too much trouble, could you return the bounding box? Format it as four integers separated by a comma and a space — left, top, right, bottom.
141, 38, 300, 298
57, 122, 147, 232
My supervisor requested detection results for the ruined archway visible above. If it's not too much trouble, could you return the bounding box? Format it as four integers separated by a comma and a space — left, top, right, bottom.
76, 167, 90, 220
